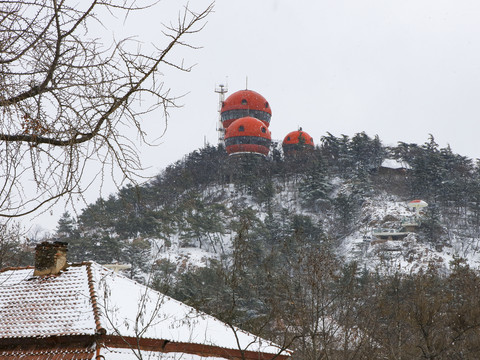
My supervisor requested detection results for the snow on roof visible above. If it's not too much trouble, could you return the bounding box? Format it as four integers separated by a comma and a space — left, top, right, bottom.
381, 159, 410, 169
0, 262, 289, 357
101, 348, 231, 360
0, 265, 96, 338
89, 262, 286, 355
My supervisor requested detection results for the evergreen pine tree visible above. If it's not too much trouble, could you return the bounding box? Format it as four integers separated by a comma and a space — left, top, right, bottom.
299, 155, 331, 210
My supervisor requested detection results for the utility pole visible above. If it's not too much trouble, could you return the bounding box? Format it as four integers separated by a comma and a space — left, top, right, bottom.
215, 84, 228, 146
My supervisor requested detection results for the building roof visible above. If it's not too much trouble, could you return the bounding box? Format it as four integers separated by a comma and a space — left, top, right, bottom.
101, 348, 236, 360
0, 262, 291, 360
282, 130, 314, 147
380, 158, 410, 170
0, 264, 95, 338
221, 89, 272, 129
221, 90, 271, 116
0, 342, 95, 360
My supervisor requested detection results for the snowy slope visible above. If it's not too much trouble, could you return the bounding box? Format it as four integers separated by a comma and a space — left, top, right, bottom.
143, 176, 480, 277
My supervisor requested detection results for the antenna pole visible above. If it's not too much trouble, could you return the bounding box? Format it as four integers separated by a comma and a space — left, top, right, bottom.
214, 83, 228, 146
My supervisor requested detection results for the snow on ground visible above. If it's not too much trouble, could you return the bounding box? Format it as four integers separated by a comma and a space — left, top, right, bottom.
151, 237, 221, 273
339, 194, 480, 275
144, 181, 480, 277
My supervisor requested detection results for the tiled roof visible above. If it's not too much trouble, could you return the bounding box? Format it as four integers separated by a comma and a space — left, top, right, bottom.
0, 265, 97, 338
0, 262, 292, 358
101, 347, 231, 360
0, 343, 95, 359
88, 262, 287, 355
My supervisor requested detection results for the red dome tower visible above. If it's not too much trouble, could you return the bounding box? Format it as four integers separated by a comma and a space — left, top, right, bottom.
221, 90, 272, 129
224, 117, 271, 156
282, 129, 314, 154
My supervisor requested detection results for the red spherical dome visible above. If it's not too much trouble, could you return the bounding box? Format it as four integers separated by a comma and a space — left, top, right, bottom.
283, 129, 314, 154
283, 130, 314, 146
221, 90, 272, 129
224, 117, 271, 156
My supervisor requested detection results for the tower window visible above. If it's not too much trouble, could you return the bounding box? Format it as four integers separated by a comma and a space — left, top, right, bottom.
265, 102, 269, 108
239, 125, 245, 132
241, 99, 247, 105
261, 127, 266, 133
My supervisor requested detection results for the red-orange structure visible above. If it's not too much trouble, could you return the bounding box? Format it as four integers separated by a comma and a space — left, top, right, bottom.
282, 129, 314, 154
221, 90, 272, 129
225, 117, 271, 156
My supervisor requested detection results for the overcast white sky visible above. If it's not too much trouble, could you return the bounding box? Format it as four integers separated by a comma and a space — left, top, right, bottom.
155, 0, 480, 165
30, 0, 480, 232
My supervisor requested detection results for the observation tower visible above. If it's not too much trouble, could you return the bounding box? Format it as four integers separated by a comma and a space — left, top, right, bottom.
224, 116, 271, 156
221, 90, 272, 129
282, 128, 314, 154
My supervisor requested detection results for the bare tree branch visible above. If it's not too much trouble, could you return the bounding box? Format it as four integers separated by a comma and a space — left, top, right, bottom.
0, 0, 214, 218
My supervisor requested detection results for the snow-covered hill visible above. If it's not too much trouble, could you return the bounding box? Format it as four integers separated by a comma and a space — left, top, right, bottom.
54, 138, 480, 281
147, 178, 480, 277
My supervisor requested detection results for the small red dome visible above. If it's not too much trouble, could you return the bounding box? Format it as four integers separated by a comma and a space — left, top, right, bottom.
224, 117, 271, 156
221, 90, 272, 129
283, 129, 314, 154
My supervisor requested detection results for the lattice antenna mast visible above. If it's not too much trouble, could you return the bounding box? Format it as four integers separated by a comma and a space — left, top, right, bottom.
215, 84, 228, 145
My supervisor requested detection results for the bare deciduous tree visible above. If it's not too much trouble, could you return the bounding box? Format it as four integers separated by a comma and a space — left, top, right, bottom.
0, 0, 213, 218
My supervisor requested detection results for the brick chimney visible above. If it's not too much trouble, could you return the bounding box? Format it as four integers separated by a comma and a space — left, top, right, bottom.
33, 241, 68, 276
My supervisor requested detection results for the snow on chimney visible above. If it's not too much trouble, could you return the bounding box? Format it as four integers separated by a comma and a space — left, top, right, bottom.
33, 241, 68, 276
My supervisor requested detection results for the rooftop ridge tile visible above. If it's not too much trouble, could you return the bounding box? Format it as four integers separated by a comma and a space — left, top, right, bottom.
85, 262, 105, 335
0, 265, 34, 273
